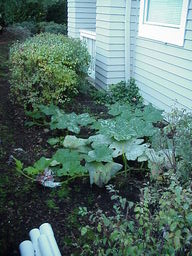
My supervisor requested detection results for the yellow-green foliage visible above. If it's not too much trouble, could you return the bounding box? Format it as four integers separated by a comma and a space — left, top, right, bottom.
9, 33, 90, 108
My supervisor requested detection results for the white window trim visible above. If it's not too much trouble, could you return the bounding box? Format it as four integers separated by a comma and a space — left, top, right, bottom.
138, 0, 189, 46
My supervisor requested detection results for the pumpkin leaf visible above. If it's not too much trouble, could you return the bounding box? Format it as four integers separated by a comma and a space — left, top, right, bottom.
109, 139, 149, 160
96, 119, 137, 141
47, 137, 60, 146
63, 135, 90, 153
142, 103, 163, 123
34, 157, 52, 171
88, 134, 112, 148
85, 162, 123, 187
24, 166, 39, 175
86, 145, 113, 163
52, 149, 86, 176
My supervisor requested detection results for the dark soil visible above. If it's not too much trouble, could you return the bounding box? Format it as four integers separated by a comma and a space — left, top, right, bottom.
0, 32, 144, 256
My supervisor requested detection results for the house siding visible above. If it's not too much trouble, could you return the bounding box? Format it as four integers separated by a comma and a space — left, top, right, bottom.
95, 0, 126, 89
68, 0, 96, 38
131, 0, 192, 112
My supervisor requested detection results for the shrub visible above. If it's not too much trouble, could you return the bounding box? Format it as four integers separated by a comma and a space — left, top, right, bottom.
150, 108, 192, 183
78, 174, 192, 255
90, 78, 143, 107
7, 21, 38, 39
9, 33, 90, 108
0, 0, 62, 25
38, 21, 67, 35
15, 21, 38, 34
6, 24, 31, 40
46, 0, 67, 24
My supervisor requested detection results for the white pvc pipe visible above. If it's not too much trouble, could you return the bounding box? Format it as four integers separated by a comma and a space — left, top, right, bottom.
19, 240, 34, 256
39, 223, 62, 256
38, 234, 53, 256
29, 228, 42, 256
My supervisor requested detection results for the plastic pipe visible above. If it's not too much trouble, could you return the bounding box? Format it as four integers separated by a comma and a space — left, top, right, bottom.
38, 234, 53, 256
29, 228, 41, 256
19, 240, 35, 256
39, 223, 62, 256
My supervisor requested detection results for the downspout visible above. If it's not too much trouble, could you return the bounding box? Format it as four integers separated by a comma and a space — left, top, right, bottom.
125, 0, 132, 82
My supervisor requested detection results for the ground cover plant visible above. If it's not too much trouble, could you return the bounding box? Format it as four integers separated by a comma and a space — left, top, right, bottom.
20, 102, 163, 187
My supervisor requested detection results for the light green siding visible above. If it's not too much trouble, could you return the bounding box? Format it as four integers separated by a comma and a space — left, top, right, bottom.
68, 0, 96, 38
95, 0, 126, 88
131, 0, 192, 111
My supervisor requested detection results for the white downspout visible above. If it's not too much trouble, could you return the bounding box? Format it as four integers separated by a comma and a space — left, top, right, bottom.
125, 0, 132, 82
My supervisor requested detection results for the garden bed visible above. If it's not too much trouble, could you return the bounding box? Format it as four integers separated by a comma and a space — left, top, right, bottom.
1, 31, 192, 256
0, 32, 144, 255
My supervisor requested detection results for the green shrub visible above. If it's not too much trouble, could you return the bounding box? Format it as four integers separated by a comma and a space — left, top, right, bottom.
90, 78, 143, 107
78, 173, 192, 255
15, 21, 38, 34
109, 79, 143, 106
7, 21, 38, 39
9, 33, 90, 108
38, 21, 67, 35
46, 0, 67, 24
150, 108, 192, 183
0, 0, 61, 25
6, 24, 31, 40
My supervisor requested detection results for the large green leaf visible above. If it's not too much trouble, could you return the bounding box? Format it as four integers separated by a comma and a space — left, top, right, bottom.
50, 111, 94, 134
76, 113, 95, 126
63, 135, 90, 153
95, 119, 137, 141
86, 145, 113, 163
88, 134, 112, 148
85, 162, 123, 187
52, 149, 86, 176
63, 135, 88, 148
108, 103, 133, 117
127, 118, 157, 137
24, 166, 40, 175
39, 104, 60, 116
47, 137, 60, 146
51, 112, 80, 133
142, 103, 163, 123
34, 157, 52, 171
109, 139, 149, 161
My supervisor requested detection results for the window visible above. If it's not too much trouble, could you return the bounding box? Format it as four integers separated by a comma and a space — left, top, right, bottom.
138, 0, 189, 46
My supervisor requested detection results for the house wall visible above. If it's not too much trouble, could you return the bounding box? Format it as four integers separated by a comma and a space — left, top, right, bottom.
68, 0, 96, 38
95, 0, 127, 89
131, 0, 192, 111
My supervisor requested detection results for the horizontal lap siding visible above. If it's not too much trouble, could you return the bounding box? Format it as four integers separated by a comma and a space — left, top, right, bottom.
68, 0, 96, 38
131, 0, 192, 112
95, 0, 126, 89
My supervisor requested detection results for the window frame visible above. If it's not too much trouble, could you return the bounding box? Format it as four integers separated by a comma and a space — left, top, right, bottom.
138, 0, 189, 46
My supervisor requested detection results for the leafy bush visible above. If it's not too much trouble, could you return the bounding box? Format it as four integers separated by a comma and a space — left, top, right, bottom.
46, 0, 67, 24
15, 21, 38, 34
9, 33, 90, 108
38, 21, 67, 35
78, 173, 192, 255
6, 24, 31, 40
0, 0, 62, 25
6, 21, 37, 39
150, 108, 192, 182
109, 79, 143, 106
91, 79, 143, 107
